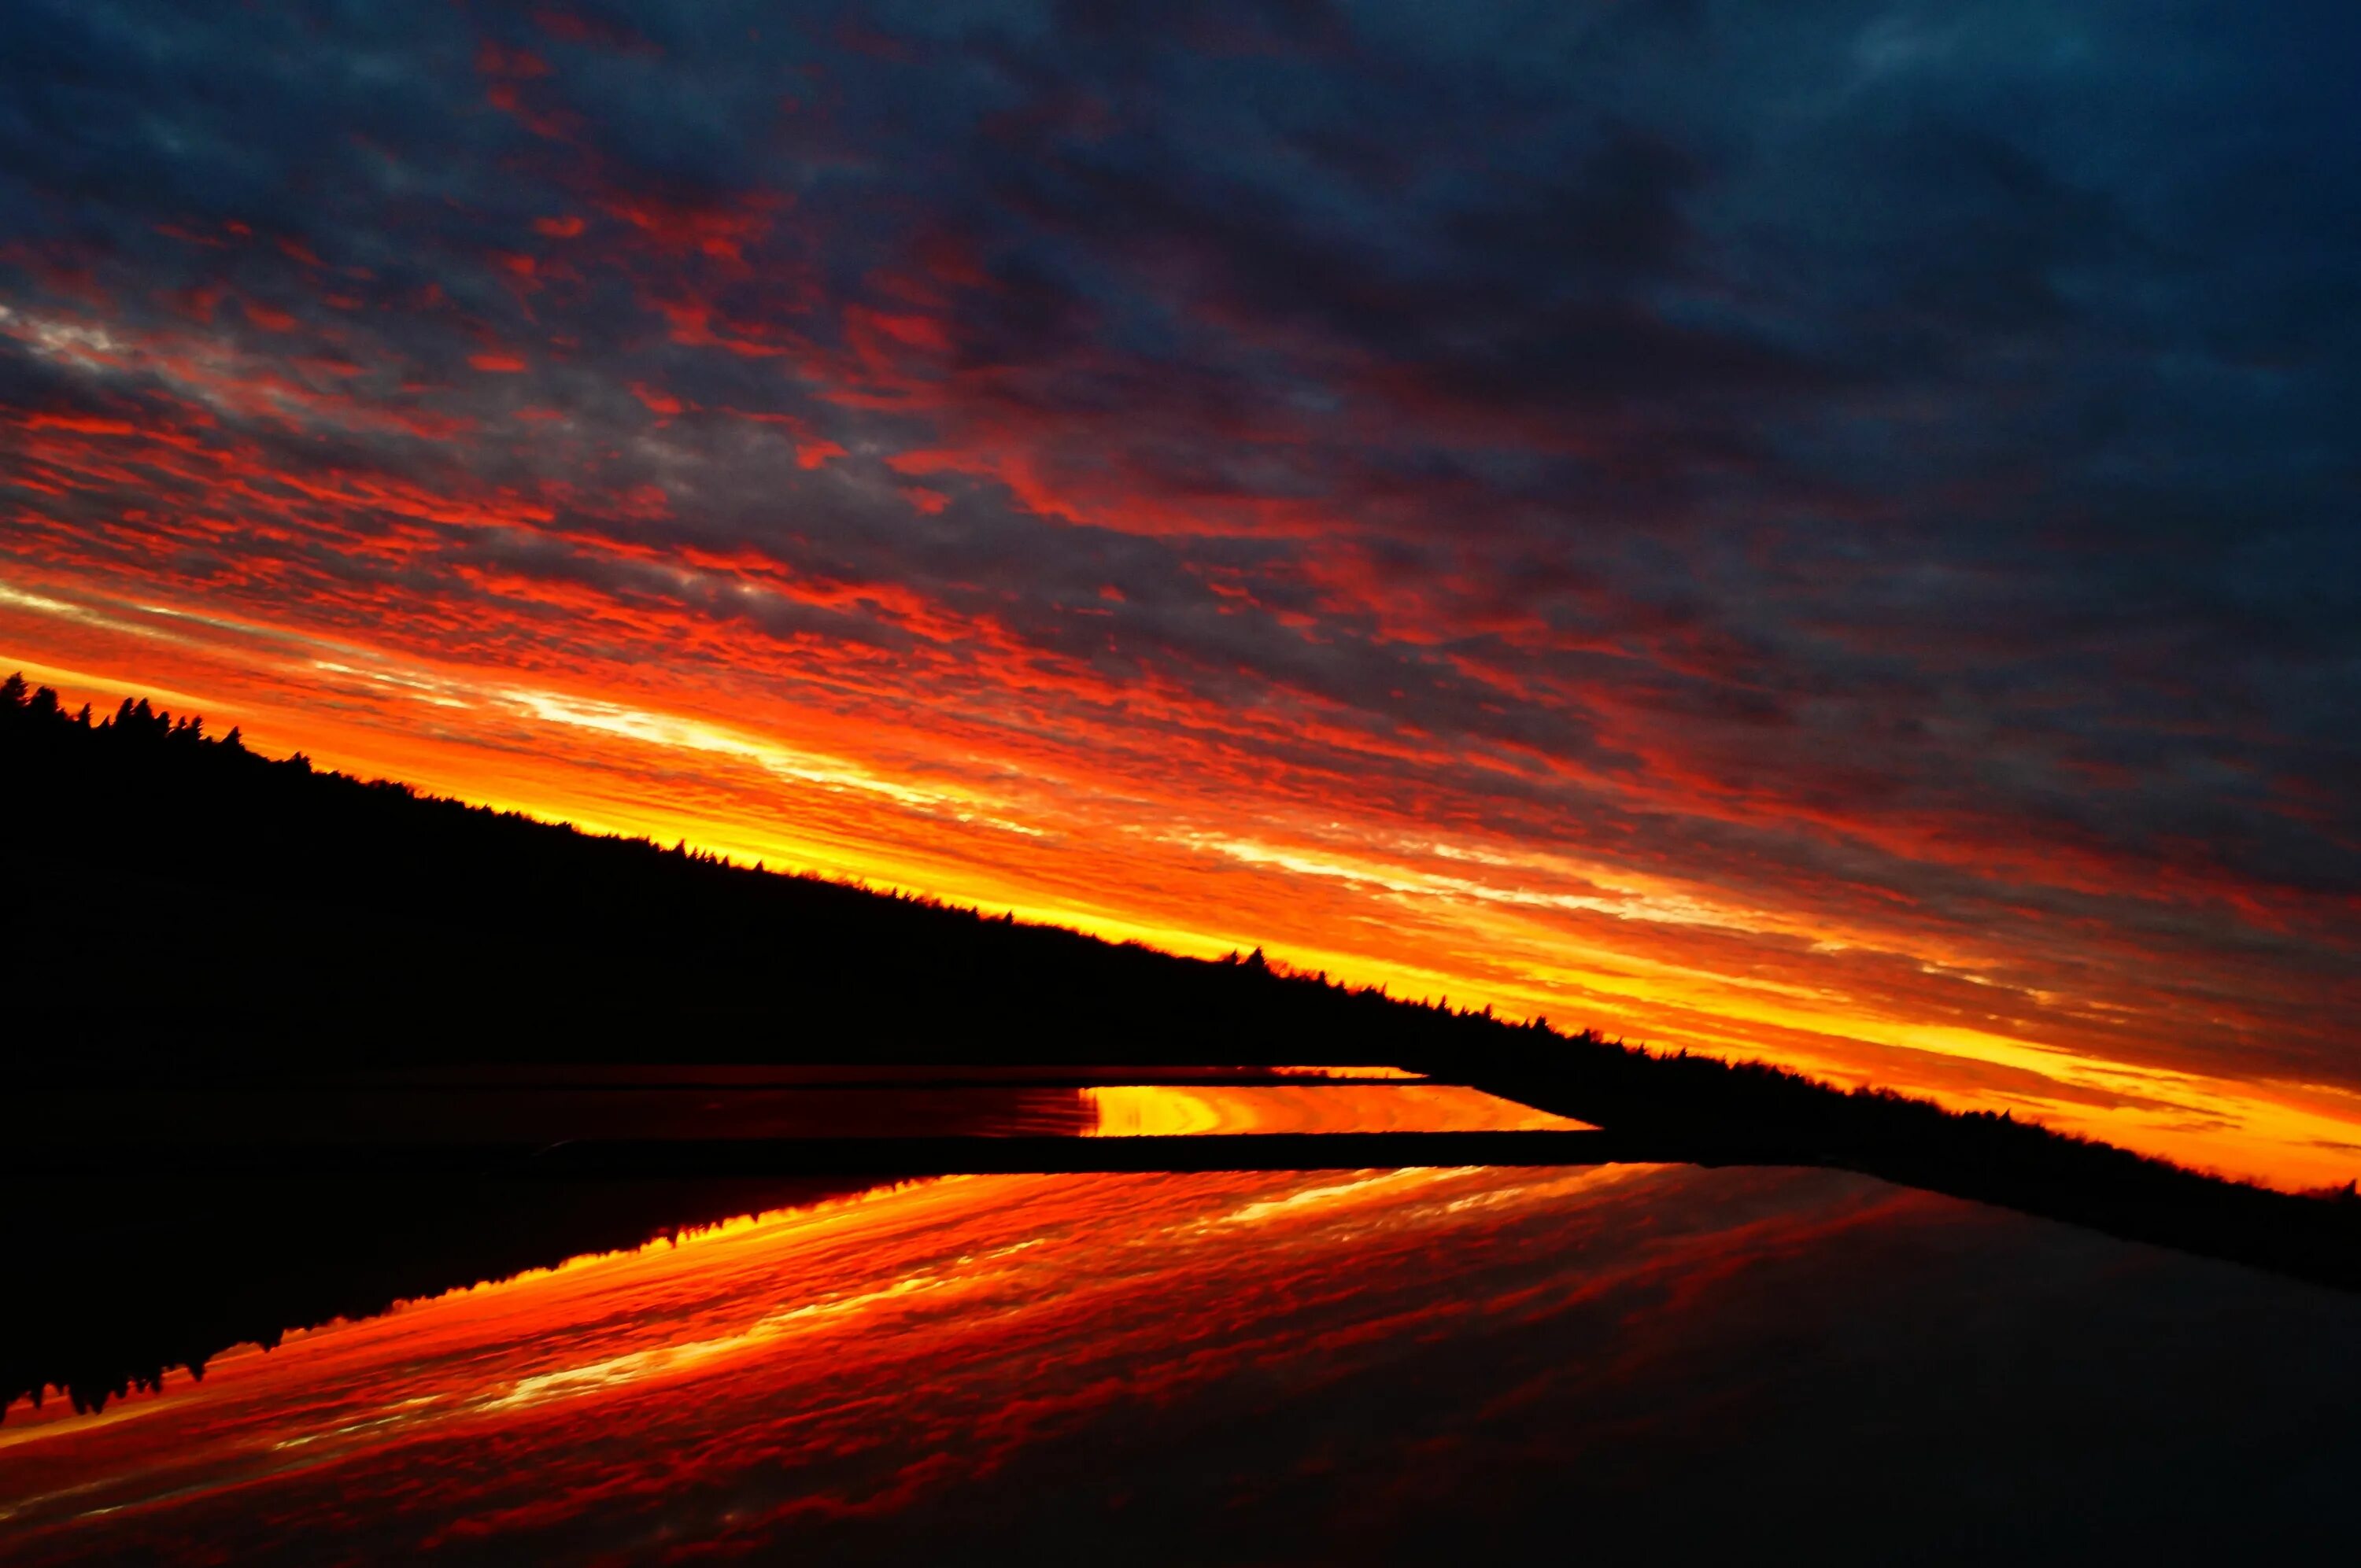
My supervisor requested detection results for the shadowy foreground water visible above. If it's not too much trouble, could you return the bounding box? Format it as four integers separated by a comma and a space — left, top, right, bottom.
6, 1159, 2358, 1564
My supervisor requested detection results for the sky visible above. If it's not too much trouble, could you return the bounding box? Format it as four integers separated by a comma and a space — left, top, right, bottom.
2, 1, 2357, 1184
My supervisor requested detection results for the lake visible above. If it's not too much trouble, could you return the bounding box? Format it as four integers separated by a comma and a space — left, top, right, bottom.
6, 1076, 2358, 1562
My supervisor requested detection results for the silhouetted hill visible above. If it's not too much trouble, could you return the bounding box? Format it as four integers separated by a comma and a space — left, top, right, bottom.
6, 672, 2361, 1310
1, 673, 1496, 1070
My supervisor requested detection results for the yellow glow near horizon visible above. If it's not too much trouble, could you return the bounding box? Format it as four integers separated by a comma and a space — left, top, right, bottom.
5, 576, 2357, 1191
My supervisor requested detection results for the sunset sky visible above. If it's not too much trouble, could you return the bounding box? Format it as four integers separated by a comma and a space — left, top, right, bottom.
3, 2, 2356, 1184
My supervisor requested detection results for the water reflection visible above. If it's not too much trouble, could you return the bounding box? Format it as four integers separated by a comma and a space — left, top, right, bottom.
1084, 1083, 1586, 1135
2, 1079, 1572, 1419
6, 1074, 1558, 1157
9, 1160, 2360, 1563
8, 1078, 1092, 1149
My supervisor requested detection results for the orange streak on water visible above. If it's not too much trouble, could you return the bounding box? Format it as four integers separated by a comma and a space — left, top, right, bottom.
0, 1164, 1661, 1555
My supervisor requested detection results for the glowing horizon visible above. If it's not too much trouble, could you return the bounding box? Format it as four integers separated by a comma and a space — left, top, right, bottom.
6, 574, 2355, 1191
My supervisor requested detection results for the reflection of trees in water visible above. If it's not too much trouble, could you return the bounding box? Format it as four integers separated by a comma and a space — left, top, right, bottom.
3, 1174, 903, 1419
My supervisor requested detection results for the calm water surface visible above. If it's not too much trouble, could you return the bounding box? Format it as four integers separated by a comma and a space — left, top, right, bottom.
6, 1083, 2359, 1562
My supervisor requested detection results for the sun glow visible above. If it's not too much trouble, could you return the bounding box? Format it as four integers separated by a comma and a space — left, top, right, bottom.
1084, 1084, 1592, 1137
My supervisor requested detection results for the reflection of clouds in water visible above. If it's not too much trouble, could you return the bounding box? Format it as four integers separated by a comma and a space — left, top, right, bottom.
6, 1161, 2359, 1562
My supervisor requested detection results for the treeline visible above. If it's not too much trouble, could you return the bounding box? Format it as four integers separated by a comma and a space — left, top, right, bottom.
5, 671, 2360, 1302
3, 672, 248, 751
0, 670, 1558, 1070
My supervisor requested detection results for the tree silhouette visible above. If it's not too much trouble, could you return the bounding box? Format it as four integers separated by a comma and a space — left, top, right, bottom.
4, 663, 2359, 1338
